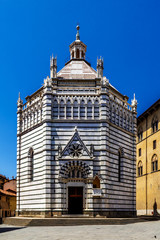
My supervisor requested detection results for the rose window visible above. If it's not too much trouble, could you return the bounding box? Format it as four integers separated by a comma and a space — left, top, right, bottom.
68, 143, 83, 158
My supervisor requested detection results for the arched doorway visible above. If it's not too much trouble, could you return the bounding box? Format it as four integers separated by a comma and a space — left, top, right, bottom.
59, 160, 91, 214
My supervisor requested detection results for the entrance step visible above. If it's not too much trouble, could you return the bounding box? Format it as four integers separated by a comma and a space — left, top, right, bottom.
3, 217, 32, 226
3, 216, 158, 226
61, 214, 90, 218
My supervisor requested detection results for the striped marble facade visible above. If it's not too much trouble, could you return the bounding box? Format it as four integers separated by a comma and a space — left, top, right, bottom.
16, 28, 137, 217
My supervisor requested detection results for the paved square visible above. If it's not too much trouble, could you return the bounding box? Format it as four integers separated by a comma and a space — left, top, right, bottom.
0, 221, 160, 240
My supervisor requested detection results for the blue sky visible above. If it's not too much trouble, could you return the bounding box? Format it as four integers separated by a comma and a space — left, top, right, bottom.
0, 0, 160, 178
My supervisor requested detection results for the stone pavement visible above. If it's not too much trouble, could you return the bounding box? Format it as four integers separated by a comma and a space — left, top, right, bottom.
0, 220, 160, 240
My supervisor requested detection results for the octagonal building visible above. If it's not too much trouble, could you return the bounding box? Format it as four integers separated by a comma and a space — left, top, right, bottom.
16, 26, 137, 217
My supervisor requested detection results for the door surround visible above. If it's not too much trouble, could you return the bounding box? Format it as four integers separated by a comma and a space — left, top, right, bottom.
66, 182, 85, 213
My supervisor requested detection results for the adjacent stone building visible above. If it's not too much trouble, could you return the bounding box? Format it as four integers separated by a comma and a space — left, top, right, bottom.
137, 99, 160, 215
17, 26, 137, 217
0, 175, 16, 219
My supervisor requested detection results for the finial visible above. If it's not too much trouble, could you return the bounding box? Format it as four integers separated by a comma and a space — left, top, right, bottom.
76, 24, 80, 40
131, 93, 137, 112
17, 91, 23, 106
132, 93, 136, 103
134, 93, 136, 100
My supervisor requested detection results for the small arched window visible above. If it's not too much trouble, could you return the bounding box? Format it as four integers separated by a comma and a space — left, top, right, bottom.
53, 99, 58, 119
80, 99, 85, 119
28, 148, 34, 181
76, 49, 79, 58
119, 109, 123, 127
66, 99, 71, 119
73, 99, 78, 119
93, 176, 100, 188
72, 51, 74, 59
138, 127, 143, 142
138, 161, 143, 177
60, 99, 65, 119
94, 99, 99, 119
81, 51, 84, 59
87, 99, 92, 119
152, 116, 158, 133
112, 105, 115, 123
151, 154, 158, 172
126, 114, 129, 131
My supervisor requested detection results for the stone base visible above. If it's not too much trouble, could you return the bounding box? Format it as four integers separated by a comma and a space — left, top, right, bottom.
16, 210, 52, 218
16, 210, 137, 218
94, 211, 136, 218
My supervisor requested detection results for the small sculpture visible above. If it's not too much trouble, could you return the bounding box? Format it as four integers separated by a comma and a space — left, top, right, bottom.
44, 76, 52, 87
90, 144, 94, 157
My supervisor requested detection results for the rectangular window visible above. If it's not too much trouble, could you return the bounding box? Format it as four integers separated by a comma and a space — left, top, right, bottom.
139, 148, 141, 157
153, 140, 156, 149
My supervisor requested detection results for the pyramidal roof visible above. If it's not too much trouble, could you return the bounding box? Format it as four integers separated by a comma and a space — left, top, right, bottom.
57, 60, 97, 80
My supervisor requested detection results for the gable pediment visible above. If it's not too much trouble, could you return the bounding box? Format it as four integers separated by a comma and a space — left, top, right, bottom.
58, 128, 94, 160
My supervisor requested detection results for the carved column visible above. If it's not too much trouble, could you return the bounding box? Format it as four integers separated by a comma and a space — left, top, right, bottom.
85, 102, 87, 120
71, 103, 73, 119
92, 103, 94, 119
80, 50, 82, 58
78, 100, 80, 119
58, 103, 60, 119
74, 47, 76, 58
64, 102, 67, 119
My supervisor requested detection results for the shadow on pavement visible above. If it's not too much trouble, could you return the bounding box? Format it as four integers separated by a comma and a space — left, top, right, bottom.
0, 227, 25, 234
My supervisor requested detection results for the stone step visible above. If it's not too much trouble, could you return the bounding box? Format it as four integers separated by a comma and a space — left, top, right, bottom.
61, 214, 90, 218
2, 217, 153, 227
3, 217, 32, 226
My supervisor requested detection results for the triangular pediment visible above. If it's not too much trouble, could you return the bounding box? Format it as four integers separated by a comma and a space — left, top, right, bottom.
59, 128, 93, 160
